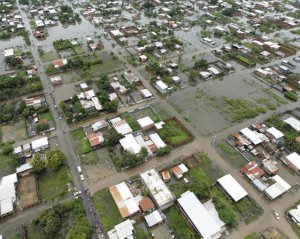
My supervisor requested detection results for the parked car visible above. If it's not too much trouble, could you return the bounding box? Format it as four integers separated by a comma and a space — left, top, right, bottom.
293, 56, 300, 63
273, 210, 280, 220
80, 174, 85, 181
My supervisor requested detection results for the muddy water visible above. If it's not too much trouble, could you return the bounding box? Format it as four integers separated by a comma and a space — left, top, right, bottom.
0, 36, 25, 50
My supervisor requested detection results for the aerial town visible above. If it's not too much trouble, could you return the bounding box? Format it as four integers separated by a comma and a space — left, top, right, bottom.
0, 0, 299, 239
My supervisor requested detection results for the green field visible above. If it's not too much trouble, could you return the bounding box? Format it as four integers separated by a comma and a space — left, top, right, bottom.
80, 151, 98, 164
38, 166, 71, 203
132, 106, 161, 123
121, 112, 140, 132
71, 129, 92, 155
92, 188, 123, 232
159, 118, 191, 146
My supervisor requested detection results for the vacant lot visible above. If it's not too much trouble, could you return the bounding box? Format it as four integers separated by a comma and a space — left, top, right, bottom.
131, 106, 161, 123
38, 166, 71, 203
158, 118, 192, 146
18, 174, 39, 209
1, 120, 27, 142
71, 129, 92, 155
92, 188, 123, 232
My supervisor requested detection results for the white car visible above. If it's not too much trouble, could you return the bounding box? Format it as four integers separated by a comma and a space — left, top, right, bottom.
74, 191, 82, 197
273, 210, 280, 220
80, 174, 85, 181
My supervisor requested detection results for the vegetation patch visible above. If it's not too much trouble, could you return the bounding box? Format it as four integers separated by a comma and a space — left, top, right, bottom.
92, 188, 123, 232
70, 129, 92, 155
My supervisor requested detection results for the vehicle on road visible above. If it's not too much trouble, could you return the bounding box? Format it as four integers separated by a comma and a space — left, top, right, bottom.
273, 210, 280, 220
293, 56, 300, 63
80, 174, 85, 181
74, 191, 82, 197
77, 166, 82, 174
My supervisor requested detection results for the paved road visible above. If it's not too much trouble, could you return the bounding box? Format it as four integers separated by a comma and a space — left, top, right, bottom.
14, 1, 103, 238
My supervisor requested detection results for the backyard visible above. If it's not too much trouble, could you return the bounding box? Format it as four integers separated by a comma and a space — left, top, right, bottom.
37, 166, 71, 203
158, 118, 192, 146
131, 106, 161, 123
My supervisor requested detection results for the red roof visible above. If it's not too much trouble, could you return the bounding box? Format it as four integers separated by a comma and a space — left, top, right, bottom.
139, 197, 155, 212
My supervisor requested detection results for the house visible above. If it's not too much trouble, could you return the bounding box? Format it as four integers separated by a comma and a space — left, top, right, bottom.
172, 164, 189, 179
217, 174, 248, 202
4, 48, 14, 58
16, 163, 33, 177
284, 117, 300, 132
124, 70, 139, 84
137, 116, 154, 130
264, 175, 291, 200
145, 210, 164, 228
148, 133, 166, 150
119, 134, 141, 155
288, 204, 300, 226
155, 80, 172, 94
111, 82, 127, 94
0, 173, 17, 217
139, 197, 155, 213
177, 191, 225, 239
91, 120, 107, 132
140, 89, 153, 99
31, 137, 49, 152
140, 169, 175, 210
87, 132, 104, 147
262, 159, 279, 175
25, 96, 43, 109
266, 127, 284, 143
240, 128, 264, 145
285, 152, 300, 174
109, 182, 140, 218
50, 76, 62, 86
240, 161, 265, 181
52, 59, 68, 68
107, 219, 135, 239
110, 117, 133, 135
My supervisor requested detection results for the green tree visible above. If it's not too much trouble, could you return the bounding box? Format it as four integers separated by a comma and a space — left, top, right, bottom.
39, 209, 61, 236
30, 153, 45, 173
65, 218, 91, 239
46, 150, 66, 171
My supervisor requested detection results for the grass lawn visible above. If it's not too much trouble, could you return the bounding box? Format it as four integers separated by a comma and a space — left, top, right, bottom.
1, 120, 27, 142
40, 51, 59, 63
120, 112, 140, 132
158, 118, 191, 146
244, 232, 262, 239
87, 59, 123, 76
73, 45, 85, 55
132, 106, 161, 123
0, 142, 18, 177
92, 188, 123, 232
80, 151, 98, 165
39, 112, 54, 122
38, 166, 71, 203
70, 129, 92, 155
27, 224, 46, 239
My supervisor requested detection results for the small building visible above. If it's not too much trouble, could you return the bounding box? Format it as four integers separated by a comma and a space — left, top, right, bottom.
139, 197, 155, 213
31, 137, 49, 152
124, 70, 139, 84
4, 48, 14, 58
172, 164, 189, 179
137, 116, 154, 130
52, 59, 68, 68
217, 174, 248, 202
50, 76, 63, 86
87, 132, 104, 147
140, 169, 175, 210
140, 89, 152, 99
0, 173, 17, 217
240, 128, 263, 145
240, 161, 265, 181
110, 117, 133, 135
161, 170, 170, 182
284, 117, 300, 132
264, 175, 291, 200
288, 204, 300, 226
109, 182, 140, 218
262, 159, 279, 175
285, 152, 300, 174
145, 210, 163, 228
119, 134, 141, 155
155, 80, 172, 94
91, 120, 107, 132
25, 96, 42, 109
16, 163, 33, 177
177, 191, 225, 239
266, 127, 284, 143
148, 133, 166, 150
107, 219, 135, 239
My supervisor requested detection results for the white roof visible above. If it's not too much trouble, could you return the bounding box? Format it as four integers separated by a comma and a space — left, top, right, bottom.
203, 199, 226, 229
0, 174, 17, 186
14, 146, 22, 154
110, 29, 123, 37
140, 89, 152, 98
265, 175, 291, 200
149, 133, 166, 149
119, 134, 141, 155
208, 67, 220, 75
137, 116, 154, 128
108, 219, 135, 239
217, 174, 248, 202
140, 169, 174, 208
177, 191, 223, 239
240, 128, 262, 145
266, 127, 284, 139
92, 97, 103, 111
284, 117, 300, 132
156, 80, 168, 90
91, 119, 107, 131
286, 152, 300, 170
0, 198, 14, 216
4, 48, 14, 57
110, 117, 133, 135
16, 163, 32, 174
145, 210, 163, 227
31, 137, 48, 150
289, 205, 300, 224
